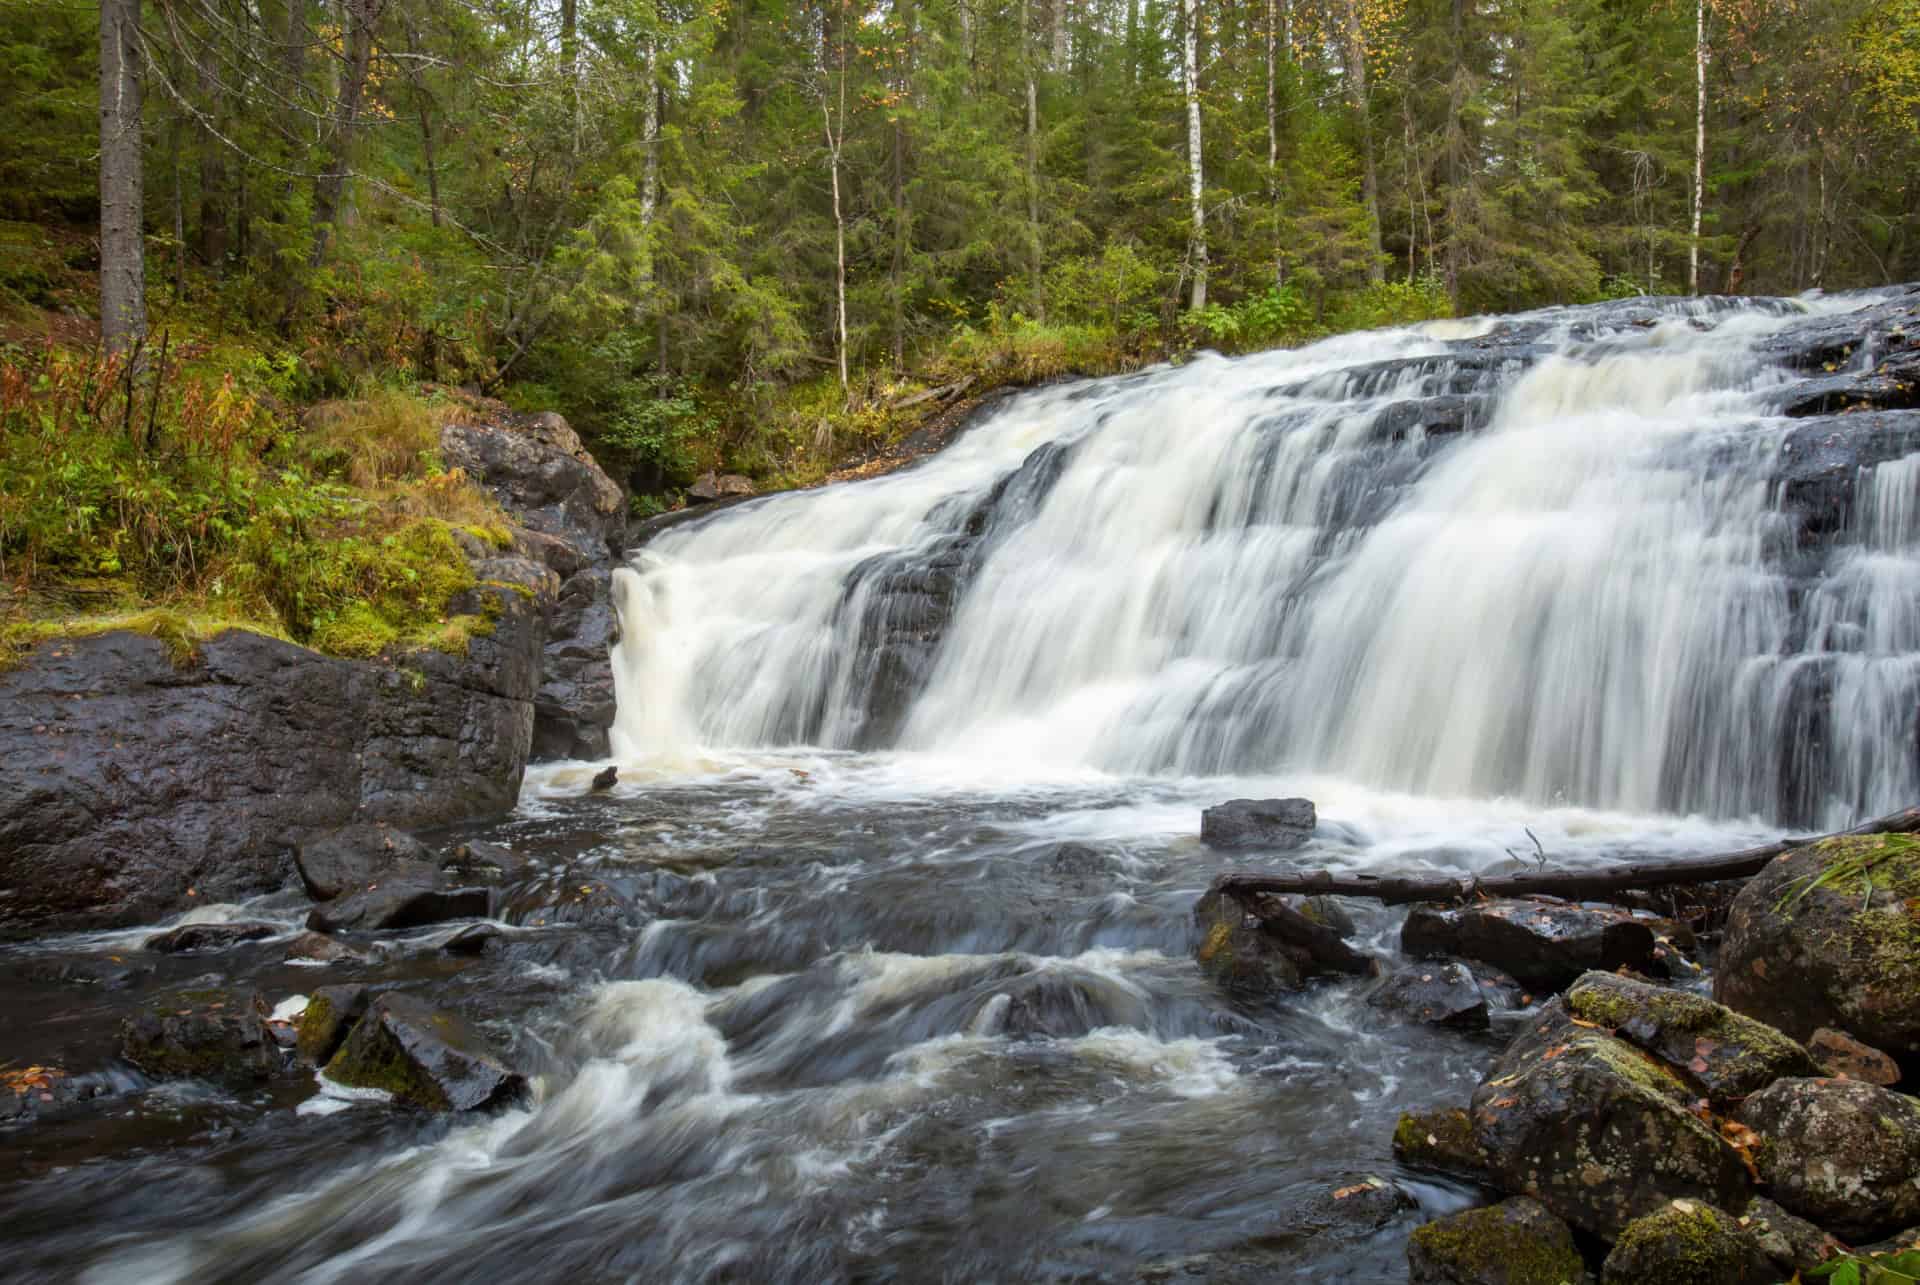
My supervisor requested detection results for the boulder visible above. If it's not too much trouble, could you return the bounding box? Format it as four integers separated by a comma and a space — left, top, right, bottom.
1737, 1076, 1920, 1241
1393, 1106, 1491, 1179
688, 472, 756, 502
322, 991, 526, 1112
1563, 971, 1819, 1106
1599, 1200, 1774, 1285
1192, 887, 1374, 999
1369, 962, 1491, 1030
1302, 1175, 1417, 1233
305, 866, 491, 934
1470, 1002, 1752, 1239
1406, 1197, 1590, 1285
1301, 895, 1357, 936
0, 582, 544, 935
500, 871, 642, 932
283, 931, 366, 964
1403, 898, 1663, 992
1738, 1196, 1842, 1280
119, 990, 283, 1086
445, 839, 529, 885
142, 921, 277, 954
1715, 835, 1920, 1066
443, 923, 504, 955
1809, 1027, 1901, 1086
1199, 797, 1316, 850
295, 984, 370, 1066
439, 413, 624, 556
296, 823, 434, 901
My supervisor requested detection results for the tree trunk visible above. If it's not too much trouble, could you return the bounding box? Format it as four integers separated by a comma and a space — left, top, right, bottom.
890, 0, 912, 372
99, 0, 146, 354
820, 0, 850, 395
562, 0, 579, 145
193, 47, 228, 270
1690, 0, 1706, 296
1181, 0, 1207, 311
1211, 806, 1920, 907
404, 23, 442, 228
311, 0, 384, 269
1050, 0, 1066, 69
1266, 0, 1278, 285
1441, 0, 1466, 306
959, 0, 974, 73
1343, 0, 1383, 284
1022, 0, 1042, 316
640, 25, 660, 288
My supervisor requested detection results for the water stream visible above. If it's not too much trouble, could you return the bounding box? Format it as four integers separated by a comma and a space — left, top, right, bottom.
5, 292, 1919, 1282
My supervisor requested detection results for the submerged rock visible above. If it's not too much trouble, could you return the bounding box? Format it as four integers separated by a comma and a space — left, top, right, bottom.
296, 824, 434, 902
1563, 971, 1819, 1105
1392, 1106, 1491, 1179
1470, 1002, 1751, 1239
1370, 962, 1492, 1030
142, 921, 277, 954
1406, 1196, 1589, 1285
1403, 898, 1663, 992
322, 991, 525, 1112
1599, 1200, 1773, 1285
1737, 1076, 1920, 1241
1192, 885, 1374, 999
119, 990, 283, 1086
446, 840, 529, 885
1716, 834, 1920, 1066
283, 931, 366, 964
590, 765, 618, 792
305, 866, 491, 934
1199, 797, 1316, 850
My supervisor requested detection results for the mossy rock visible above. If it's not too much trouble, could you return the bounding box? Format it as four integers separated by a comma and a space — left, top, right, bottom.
295, 984, 370, 1066
1191, 887, 1304, 999
1394, 1106, 1491, 1179
1565, 971, 1818, 1106
1469, 1001, 1752, 1240
1716, 833, 1920, 1064
119, 989, 283, 1087
1736, 1076, 1920, 1241
323, 991, 525, 1112
1407, 1196, 1590, 1285
1600, 1200, 1773, 1284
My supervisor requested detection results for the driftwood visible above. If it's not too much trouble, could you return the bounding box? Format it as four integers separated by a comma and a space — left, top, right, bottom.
1213, 805, 1920, 908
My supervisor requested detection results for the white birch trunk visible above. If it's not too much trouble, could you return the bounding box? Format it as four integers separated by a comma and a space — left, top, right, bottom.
1182, 0, 1207, 311
1690, 0, 1706, 296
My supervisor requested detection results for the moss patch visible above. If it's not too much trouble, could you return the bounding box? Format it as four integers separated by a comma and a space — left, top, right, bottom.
1, 607, 286, 671
1408, 1202, 1586, 1285
1604, 1201, 1758, 1283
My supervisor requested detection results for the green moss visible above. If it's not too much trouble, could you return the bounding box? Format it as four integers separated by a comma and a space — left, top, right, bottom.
459, 523, 515, 551
1606, 1202, 1752, 1282
1, 608, 286, 671
324, 1023, 450, 1111
1409, 1204, 1586, 1285
1586, 1033, 1691, 1101
1777, 834, 1920, 910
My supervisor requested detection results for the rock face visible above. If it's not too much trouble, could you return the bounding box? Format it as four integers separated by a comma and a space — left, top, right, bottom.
1564, 971, 1820, 1105
1716, 835, 1920, 1067
323, 991, 526, 1112
1470, 1002, 1752, 1239
1599, 1201, 1774, 1285
442, 412, 628, 762
1737, 1076, 1920, 1241
0, 585, 541, 935
1403, 898, 1664, 992
1200, 798, 1317, 850
1406, 1197, 1589, 1285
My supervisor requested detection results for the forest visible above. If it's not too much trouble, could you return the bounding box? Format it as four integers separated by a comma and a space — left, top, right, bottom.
1, 0, 1918, 656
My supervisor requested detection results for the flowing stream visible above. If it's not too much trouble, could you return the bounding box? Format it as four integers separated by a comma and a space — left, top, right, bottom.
6, 292, 1920, 1282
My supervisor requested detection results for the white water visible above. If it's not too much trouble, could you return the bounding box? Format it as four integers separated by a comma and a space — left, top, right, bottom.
611, 296, 1911, 826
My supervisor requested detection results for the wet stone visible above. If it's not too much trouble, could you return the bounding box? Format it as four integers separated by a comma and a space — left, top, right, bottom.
323, 991, 526, 1112
305, 866, 491, 934
119, 989, 284, 1087
1600, 1200, 1774, 1285
143, 922, 277, 954
296, 984, 370, 1066
1369, 962, 1491, 1030
1403, 898, 1663, 992
1392, 1107, 1491, 1179
1199, 797, 1316, 850
296, 823, 435, 902
1737, 1076, 1920, 1241
1407, 1196, 1590, 1285
283, 931, 366, 964
446, 840, 528, 885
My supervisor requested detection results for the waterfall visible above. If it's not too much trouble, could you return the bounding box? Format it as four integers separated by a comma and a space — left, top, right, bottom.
611, 294, 1918, 826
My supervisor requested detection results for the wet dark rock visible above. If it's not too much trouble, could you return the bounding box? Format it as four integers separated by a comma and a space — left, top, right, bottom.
1302, 1175, 1417, 1233
119, 989, 283, 1087
500, 870, 642, 932
1809, 1027, 1902, 1086
1737, 1076, 1920, 1241
296, 823, 434, 902
533, 569, 619, 761
305, 867, 491, 934
295, 984, 370, 1066
1715, 835, 1920, 1066
439, 413, 624, 556
15, 956, 153, 990
283, 931, 365, 964
1406, 1196, 1590, 1285
1403, 898, 1662, 992
688, 472, 755, 501
1771, 411, 1920, 549
1739, 1196, 1842, 1279
1392, 1106, 1491, 1179
142, 921, 277, 954
1300, 894, 1357, 936
1600, 1200, 1774, 1285
1470, 1001, 1751, 1239
1045, 842, 1117, 879
1199, 797, 1316, 850
323, 991, 526, 1112
1193, 887, 1374, 999
0, 584, 544, 934
591, 765, 618, 792
443, 923, 504, 956
1370, 962, 1491, 1030
446, 840, 529, 885
1563, 971, 1819, 1106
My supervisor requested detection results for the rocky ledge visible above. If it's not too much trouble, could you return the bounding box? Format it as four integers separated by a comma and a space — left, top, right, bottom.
0, 409, 627, 936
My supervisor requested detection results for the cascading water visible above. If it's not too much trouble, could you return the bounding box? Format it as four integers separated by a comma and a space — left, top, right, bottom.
17, 290, 1920, 1285
613, 293, 1920, 827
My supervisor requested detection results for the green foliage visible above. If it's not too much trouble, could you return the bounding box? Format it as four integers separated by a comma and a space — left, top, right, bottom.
1810, 1247, 1920, 1284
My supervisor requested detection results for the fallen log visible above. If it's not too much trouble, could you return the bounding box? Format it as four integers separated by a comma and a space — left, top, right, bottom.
1212, 805, 1920, 907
